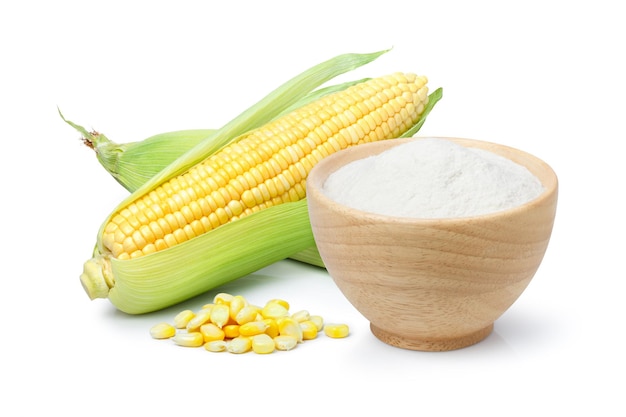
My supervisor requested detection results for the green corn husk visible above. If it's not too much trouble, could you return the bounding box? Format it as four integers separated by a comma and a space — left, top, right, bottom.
76, 50, 443, 314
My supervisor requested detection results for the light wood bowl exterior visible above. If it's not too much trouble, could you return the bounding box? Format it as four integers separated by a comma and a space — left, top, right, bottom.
306, 137, 558, 351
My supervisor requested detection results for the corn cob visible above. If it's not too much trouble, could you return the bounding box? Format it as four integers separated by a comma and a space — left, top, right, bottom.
62, 80, 371, 267
78, 50, 442, 314
101, 72, 430, 261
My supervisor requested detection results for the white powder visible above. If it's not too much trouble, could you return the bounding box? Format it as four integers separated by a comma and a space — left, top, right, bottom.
322, 138, 545, 218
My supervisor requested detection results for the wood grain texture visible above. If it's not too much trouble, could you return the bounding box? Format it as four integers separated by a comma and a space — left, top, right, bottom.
306, 137, 558, 351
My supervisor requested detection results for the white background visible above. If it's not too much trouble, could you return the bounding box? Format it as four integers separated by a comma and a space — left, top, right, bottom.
1, 1, 624, 415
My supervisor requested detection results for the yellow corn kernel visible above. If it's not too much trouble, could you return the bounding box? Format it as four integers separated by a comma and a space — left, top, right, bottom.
252, 334, 275, 354
239, 320, 269, 337
309, 315, 324, 331
273, 335, 298, 351
213, 292, 234, 305
291, 309, 310, 323
324, 323, 350, 338
235, 305, 260, 325
263, 319, 279, 338
266, 298, 290, 310
173, 309, 195, 329
229, 295, 248, 321
200, 323, 225, 342
300, 320, 319, 340
149, 322, 176, 339
261, 301, 289, 320
173, 332, 204, 347
278, 317, 303, 342
204, 340, 227, 352
186, 308, 212, 332
227, 336, 252, 354
223, 324, 240, 339
210, 303, 230, 328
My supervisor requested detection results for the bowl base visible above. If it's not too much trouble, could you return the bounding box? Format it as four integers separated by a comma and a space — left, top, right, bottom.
370, 323, 494, 352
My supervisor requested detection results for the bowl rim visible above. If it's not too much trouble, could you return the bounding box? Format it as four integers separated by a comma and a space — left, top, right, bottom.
306, 136, 558, 226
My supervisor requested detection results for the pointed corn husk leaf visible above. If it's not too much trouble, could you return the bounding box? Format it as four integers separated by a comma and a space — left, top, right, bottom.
80, 50, 395, 313
61, 109, 215, 192
101, 129, 215, 191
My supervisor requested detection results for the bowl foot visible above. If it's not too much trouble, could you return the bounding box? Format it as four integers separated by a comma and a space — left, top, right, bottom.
370, 323, 494, 352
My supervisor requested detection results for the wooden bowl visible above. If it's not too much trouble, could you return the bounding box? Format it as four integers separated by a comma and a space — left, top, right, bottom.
306, 137, 558, 351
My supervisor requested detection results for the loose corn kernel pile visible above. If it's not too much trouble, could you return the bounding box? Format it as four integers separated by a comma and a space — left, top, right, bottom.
150, 292, 349, 354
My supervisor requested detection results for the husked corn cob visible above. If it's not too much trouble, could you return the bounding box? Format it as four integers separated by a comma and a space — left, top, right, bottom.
100, 73, 428, 260
62, 79, 380, 268
78, 51, 442, 314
